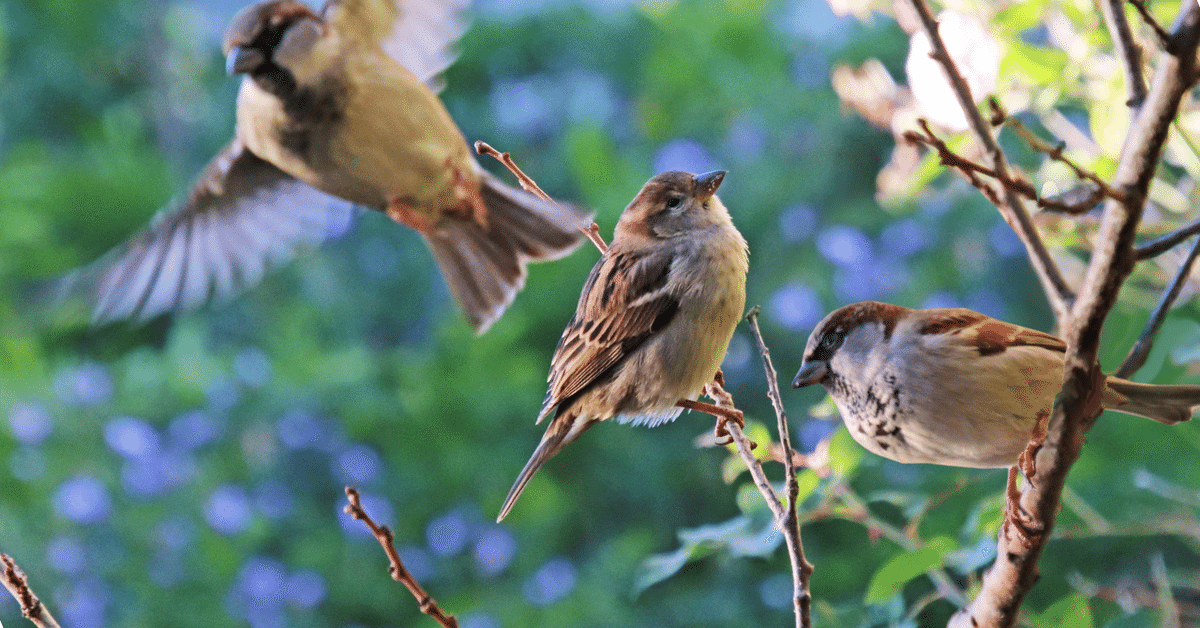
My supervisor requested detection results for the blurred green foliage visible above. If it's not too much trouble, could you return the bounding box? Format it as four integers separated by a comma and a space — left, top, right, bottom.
2, 0, 1199, 626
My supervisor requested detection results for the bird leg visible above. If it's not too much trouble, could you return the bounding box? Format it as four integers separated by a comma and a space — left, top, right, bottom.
447, 159, 488, 229
1017, 408, 1050, 482
1002, 466, 1044, 548
386, 197, 434, 234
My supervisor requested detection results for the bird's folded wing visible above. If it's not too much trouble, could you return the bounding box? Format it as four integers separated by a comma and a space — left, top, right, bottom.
60, 139, 354, 324
539, 248, 679, 420
323, 0, 470, 92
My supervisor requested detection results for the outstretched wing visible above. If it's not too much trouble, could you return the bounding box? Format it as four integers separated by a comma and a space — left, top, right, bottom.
60, 139, 354, 324
540, 247, 679, 420
322, 0, 470, 92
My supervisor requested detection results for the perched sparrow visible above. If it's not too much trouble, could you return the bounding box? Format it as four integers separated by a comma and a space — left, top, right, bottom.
497, 171, 749, 521
65, 0, 589, 333
793, 301, 1200, 468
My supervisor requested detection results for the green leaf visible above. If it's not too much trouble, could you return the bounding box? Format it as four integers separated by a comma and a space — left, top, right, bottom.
864, 536, 956, 603
1035, 593, 1093, 628
1004, 42, 1069, 85
828, 426, 864, 477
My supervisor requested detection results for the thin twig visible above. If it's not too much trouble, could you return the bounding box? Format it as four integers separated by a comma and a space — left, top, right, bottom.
1135, 217, 1200, 259
474, 140, 607, 253
343, 487, 460, 628
1129, 0, 1173, 49
746, 306, 813, 628
1101, 0, 1148, 109
1, 554, 63, 628
1116, 235, 1200, 377
906, 0, 1074, 317
949, 3, 1200, 627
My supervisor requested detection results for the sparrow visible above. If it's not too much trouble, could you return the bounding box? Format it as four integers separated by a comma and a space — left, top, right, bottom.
497, 170, 749, 521
792, 301, 1200, 468
64, 0, 589, 334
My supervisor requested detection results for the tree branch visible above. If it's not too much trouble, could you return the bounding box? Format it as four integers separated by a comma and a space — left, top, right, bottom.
473, 140, 607, 253
906, 0, 1074, 317
746, 306, 813, 628
1100, 0, 1148, 109
1116, 234, 1200, 377
950, 3, 1200, 626
1135, 217, 1200, 259
343, 487, 460, 628
1, 554, 63, 628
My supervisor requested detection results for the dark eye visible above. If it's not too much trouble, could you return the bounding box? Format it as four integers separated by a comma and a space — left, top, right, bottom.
820, 331, 843, 350
665, 197, 683, 210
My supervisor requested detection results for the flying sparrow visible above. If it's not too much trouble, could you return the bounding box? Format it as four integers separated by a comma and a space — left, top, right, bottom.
497, 170, 749, 521
792, 301, 1200, 468
65, 0, 589, 333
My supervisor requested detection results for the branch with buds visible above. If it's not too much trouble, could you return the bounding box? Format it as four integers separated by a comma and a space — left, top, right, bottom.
2, 553, 63, 628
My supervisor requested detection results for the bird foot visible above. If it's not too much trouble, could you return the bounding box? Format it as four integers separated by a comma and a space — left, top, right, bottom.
677, 398, 753, 449
386, 197, 434, 234
1002, 466, 1044, 548
448, 160, 488, 229
1017, 408, 1050, 481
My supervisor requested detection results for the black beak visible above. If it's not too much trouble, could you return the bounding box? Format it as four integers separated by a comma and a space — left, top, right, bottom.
226, 45, 265, 75
792, 361, 828, 388
694, 170, 726, 200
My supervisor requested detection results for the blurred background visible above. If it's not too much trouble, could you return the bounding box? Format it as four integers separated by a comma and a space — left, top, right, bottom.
2, 0, 1199, 626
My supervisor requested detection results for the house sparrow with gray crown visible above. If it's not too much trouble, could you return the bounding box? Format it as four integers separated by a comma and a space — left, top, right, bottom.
64, 0, 590, 334
793, 301, 1200, 468
497, 170, 749, 522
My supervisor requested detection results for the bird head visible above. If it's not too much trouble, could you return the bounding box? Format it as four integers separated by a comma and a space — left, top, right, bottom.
793, 301, 905, 390
224, 0, 328, 96
616, 170, 733, 240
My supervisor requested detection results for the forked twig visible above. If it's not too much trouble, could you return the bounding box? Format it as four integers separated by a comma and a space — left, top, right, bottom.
1129, 0, 1173, 49
1, 553, 63, 628
905, 0, 1074, 316
474, 140, 607, 253
1116, 235, 1200, 377
344, 487, 460, 628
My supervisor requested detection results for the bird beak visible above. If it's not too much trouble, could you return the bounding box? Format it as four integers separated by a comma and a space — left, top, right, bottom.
694, 170, 726, 200
226, 45, 264, 75
792, 361, 828, 388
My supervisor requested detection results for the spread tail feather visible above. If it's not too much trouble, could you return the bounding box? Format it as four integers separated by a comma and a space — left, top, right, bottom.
427, 170, 591, 334
1104, 377, 1200, 425
497, 413, 597, 522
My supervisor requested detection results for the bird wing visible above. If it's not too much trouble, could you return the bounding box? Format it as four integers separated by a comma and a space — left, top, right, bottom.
60, 139, 354, 324
322, 0, 470, 92
539, 247, 680, 421
920, 308, 1066, 356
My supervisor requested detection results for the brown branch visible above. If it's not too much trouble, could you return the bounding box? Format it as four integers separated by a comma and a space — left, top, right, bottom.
1101, 0, 1148, 109
903, 120, 1035, 206
1, 554, 63, 628
1135, 217, 1200, 258
1129, 0, 1173, 49
1116, 234, 1200, 377
949, 3, 1200, 627
473, 140, 607, 253
745, 306, 813, 628
906, 0, 1074, 317
343, 487, 460, 628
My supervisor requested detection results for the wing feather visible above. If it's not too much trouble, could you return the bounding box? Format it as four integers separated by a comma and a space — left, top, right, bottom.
59, 140, 354, 324
539, 248, 677, 420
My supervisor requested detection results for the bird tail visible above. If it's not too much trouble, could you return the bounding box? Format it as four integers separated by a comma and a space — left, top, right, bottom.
1104, 377, 1200, 425
426, 169, 591, 334
497, 412, 598, 522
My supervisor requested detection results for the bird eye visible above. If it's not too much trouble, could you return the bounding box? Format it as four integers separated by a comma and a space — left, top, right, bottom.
821, 331, 843, 350
665, 197, 683, 210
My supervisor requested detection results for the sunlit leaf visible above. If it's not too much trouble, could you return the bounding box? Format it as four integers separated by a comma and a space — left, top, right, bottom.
864, 536, 956, 603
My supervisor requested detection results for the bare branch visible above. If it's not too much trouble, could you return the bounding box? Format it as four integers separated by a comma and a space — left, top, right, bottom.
1129, 0, 1173, 49
1116, 234, 1200, 377
1, 554, 63, 628
474, 140, 607, 253
1100, 0, 1148, 109
1135, 217, 1200, 259
343, 487, 460, 628
950, 3, 1200, 626
906, 0, 1074, 317
746, 306, 813, 628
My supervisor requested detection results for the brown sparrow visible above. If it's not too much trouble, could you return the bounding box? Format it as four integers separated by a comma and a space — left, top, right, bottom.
66, 0, 589, 333
497, 171, 749, 521
793, 301, 1200, 468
